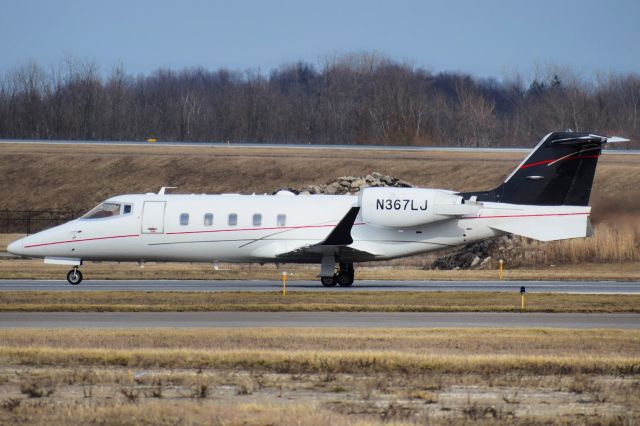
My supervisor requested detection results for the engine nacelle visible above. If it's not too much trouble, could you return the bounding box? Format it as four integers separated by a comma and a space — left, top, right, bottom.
359, 187, 468, 228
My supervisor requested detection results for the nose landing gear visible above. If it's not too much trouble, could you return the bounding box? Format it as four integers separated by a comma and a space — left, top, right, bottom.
66, 267, 83, 285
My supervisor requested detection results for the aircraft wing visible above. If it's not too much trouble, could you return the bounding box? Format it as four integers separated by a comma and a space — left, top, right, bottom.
274, 207, 377, 263
275, 244, 377, 263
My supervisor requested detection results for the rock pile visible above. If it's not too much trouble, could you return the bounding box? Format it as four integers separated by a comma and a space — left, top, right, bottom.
429, 235, 520, 270
275, 172, 413, 195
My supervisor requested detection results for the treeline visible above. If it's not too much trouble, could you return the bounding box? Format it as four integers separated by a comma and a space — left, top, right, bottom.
0, 52, 638, 146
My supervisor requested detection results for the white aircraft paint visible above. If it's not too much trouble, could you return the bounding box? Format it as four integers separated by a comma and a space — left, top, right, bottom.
6, 191, 589, 283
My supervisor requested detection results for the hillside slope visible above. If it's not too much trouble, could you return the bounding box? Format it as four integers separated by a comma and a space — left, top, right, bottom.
3, 143, 639, 223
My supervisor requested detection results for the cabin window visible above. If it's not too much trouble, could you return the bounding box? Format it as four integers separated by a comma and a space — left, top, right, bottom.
228, 213, 237, 226
277, 214, 286, 227
180, 213, 189, 226
204, 213, 213, 226
81, 202, 122, 219
123, 204, 132, 214
253, 214, 262, 226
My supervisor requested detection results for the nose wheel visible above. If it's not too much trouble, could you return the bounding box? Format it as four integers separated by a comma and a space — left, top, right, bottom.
67, 267, 83, 285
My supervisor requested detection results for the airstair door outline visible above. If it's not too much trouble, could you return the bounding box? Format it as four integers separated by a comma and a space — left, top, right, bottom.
141, 201, 166, 234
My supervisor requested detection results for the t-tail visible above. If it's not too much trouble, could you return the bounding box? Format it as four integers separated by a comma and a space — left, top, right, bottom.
463, 131, 630, 206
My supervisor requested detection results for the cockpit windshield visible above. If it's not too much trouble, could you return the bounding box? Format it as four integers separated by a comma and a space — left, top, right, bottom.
81, 202, 124, 219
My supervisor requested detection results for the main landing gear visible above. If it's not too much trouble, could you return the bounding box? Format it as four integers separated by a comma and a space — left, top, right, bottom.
321, 263, 354, 287
66, 267, 83, 285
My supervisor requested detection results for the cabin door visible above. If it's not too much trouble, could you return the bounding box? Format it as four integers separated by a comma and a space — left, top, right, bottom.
141, 201, 166, 234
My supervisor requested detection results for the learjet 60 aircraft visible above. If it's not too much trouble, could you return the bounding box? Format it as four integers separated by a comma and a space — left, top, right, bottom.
7, 132, 628, 286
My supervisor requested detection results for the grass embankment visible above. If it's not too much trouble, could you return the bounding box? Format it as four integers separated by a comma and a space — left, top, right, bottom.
1, 328, 639, 425
3, 143, 640, 268
1, 142, 638, 216
0, 144, 521, 211
1, 291, 638, 312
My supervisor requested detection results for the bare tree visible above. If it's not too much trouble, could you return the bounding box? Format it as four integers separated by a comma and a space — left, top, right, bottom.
0, 55, 638, 147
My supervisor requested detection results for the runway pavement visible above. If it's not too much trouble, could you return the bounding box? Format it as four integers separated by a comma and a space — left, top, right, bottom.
0, 311, 638, 328
0, 279, 639, 293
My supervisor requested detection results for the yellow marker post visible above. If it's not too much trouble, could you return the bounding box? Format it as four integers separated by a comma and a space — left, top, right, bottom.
282, 271, 287, 296
520, 286, 526, 310
499, 259, 504, 281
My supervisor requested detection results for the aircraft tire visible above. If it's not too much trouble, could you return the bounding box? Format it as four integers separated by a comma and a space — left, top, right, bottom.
337, 272, 354, 287
321, 275, 337, 287
67, 269, 83, 285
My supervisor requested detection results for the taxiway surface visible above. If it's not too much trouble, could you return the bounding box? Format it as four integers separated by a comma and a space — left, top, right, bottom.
2, 139, 639, 155
0, 279, 638, 294
0, 312, 638, 329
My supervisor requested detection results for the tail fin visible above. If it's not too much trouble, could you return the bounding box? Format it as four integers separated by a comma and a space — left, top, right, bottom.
464, 132, 628, 206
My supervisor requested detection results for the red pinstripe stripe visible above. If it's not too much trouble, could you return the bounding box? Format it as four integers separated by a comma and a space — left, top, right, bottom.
24, 234, 139, 248
519, 154, 599, 169
463, 212, 589, 220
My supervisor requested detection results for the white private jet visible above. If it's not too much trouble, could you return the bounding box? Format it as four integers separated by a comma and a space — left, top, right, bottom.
7, 132, 628, 286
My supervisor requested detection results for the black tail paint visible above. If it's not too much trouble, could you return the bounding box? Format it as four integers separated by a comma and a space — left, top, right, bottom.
463, 132, 608, 206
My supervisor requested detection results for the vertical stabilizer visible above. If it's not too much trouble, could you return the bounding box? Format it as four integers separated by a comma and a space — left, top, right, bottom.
463, 132, 627, 206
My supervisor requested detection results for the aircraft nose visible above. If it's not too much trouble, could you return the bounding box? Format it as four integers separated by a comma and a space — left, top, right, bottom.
6, 238, 24, 256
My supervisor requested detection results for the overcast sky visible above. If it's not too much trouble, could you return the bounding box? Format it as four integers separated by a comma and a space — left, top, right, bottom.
1, 0, 638, 79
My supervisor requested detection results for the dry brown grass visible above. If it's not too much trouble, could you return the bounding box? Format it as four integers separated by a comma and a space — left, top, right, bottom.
3, 347, 639, 375
0, 328, 638, 424
0, 291, 638, 312
1, 398, 359, 426
519, 217, 640, 265
1, 328, 638, 358
0, 234, 17, 251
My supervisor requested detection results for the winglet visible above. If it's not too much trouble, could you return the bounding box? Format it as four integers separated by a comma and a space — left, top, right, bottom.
321, 207, 360, 246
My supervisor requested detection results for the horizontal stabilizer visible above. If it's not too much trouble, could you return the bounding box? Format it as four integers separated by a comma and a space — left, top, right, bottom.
604, 136, 630, 143
489, 212, 590, 241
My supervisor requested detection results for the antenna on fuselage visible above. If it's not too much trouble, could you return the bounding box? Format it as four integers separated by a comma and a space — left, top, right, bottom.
158, 186, 177, 195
